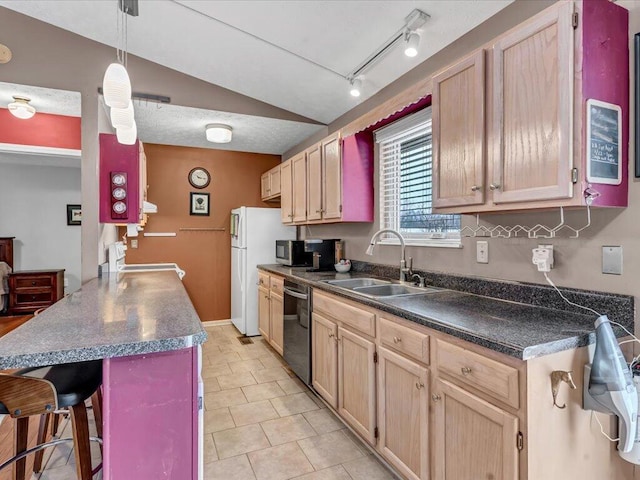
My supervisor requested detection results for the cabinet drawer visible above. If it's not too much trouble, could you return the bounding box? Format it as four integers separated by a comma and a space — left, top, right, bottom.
435, 339, 519, 409
313, 292, 375, 337
258, 271, 270, 288
270, 275, 284, 295
379, 317, 430, 365
15, 292, 54, 305
13, 276, 53, 289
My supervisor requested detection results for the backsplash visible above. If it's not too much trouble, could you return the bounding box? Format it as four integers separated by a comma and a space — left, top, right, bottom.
351, 260, 635, 330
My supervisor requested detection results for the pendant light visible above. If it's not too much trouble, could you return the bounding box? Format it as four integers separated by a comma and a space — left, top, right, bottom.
103, 63, 132, 109
7, 96, 36, 120
110, 101, 134, 129
117, 121, 138, 145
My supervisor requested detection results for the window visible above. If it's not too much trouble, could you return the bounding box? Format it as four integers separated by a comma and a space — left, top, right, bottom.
375, 107, 460, 246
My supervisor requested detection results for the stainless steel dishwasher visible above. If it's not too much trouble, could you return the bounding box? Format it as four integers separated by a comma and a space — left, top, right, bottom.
283, 279, 311, 385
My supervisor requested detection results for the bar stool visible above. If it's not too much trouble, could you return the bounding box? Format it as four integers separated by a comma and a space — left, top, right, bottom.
0, 360, 103, 480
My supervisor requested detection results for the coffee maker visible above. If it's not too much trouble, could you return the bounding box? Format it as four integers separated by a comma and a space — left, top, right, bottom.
304, 239, 339, 271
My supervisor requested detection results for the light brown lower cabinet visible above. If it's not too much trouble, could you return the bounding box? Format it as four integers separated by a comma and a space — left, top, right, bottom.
257, 272, 285, 355
269, 291, 284, 356
378, 346, 429, 480
433, 378, 518, 480
311, 312, 338, 409
258, 285, 270, 341
338, 326, 376, 446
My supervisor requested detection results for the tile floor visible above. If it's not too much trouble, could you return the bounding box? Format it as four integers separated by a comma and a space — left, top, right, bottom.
33, 323, 397, 480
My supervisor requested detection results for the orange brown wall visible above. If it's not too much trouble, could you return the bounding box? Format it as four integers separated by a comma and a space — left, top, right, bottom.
122, 143, 281, 322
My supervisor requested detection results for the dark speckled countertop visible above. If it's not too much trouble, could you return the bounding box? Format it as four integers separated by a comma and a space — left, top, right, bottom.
258, 264, 634, 360
0, 271, 208, 369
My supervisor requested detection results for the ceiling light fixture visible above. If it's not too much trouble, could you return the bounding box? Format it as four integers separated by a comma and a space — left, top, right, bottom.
205, 124, 233, 143
110, 101, 135, 129
404, 32, 420, 58
346, 8, 429, 96
7, 96, 36, 120
349, 78, 362, 98
117, 122, 138, 146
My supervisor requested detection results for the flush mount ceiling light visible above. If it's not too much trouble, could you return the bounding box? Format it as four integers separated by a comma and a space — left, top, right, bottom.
345, 8, 429, 96
8, 96, 36, 120
206, 124, 233, 143
349, 78, 362, 97
0, 44, 12, 64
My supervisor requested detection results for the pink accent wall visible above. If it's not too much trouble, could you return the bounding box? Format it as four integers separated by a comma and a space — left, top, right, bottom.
99, 133, 140, 223
0, 108, 81, 149
102, 347, 198, 479
581, 0, 629, 207
341, 132, 374, 222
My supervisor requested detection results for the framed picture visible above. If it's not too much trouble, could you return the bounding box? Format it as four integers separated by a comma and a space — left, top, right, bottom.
190, 192, 210, 216
67, 204, 82, 225
586, 99, 622, 185
635, 33, 640, 178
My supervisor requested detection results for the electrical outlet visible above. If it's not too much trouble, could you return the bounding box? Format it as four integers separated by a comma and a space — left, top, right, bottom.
476, 241, 488, 263
131, 239, 138, 249
602, 246, 622, 275
63, 277, 69, 287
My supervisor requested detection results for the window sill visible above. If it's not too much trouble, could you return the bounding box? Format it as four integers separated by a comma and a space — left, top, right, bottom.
376, 239, 462, 249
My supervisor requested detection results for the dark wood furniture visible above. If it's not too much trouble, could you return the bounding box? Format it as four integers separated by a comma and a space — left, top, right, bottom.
8, 270, 64, 315
0, 237, 14, 269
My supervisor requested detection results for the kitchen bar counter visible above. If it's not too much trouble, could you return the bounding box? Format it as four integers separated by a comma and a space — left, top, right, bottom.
0, 271, 207, 369
258, 264, 631, 360
0, 270, 207, 480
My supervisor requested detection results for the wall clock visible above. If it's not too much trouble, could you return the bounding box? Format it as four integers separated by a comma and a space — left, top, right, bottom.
188, 167, 211, 189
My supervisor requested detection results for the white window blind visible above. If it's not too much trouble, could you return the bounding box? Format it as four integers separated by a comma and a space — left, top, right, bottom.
375, 107, 460, 246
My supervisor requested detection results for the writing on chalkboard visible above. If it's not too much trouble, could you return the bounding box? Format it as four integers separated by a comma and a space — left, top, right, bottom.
586, 99, 622, 185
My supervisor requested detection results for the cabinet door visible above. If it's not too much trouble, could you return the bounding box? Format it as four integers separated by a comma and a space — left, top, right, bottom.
258, 286, 270, 341
433, 50, 485, 209
491, 2, 573, 204
378, 347, 429, 480
312, 313, 338, 408
269, 166, 281, 197
306, 144, 323, 221
292, 153, 307, 223
261, 172, 271, 200
269, 292, 284, 356
322, 134, 342, 221
338, 327, 376, 445
433, 379, 518, 480
280, 160, 293, 224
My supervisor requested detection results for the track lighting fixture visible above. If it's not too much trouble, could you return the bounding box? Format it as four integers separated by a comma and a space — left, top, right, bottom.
404, 32, 420, 58
349, 78, 362, 98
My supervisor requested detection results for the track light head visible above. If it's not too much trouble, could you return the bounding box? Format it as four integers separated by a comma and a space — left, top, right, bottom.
350, 78, 362, 97
404, 32, 420, 58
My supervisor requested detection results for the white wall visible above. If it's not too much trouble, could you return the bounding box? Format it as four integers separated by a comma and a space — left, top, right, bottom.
0, 159, 82, 293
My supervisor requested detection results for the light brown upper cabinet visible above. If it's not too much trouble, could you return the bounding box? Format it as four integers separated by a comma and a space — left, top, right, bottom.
432, 49, 486, 209
280, 159, 293, 224
292, 152, 308, 223
307, 133, 342, 223
306, 142, 323, 221
433, 0, 629, 214
260, 165, 282, 202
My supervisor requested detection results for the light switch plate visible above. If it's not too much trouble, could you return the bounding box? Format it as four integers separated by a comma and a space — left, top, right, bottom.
476, 241, 489, 264
602, 246, 622, 275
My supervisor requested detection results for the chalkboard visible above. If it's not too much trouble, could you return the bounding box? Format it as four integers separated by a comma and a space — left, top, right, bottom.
586, 99, 622, 185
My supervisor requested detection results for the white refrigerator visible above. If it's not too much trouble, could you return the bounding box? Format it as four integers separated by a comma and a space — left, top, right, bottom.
230, 207, 295, 335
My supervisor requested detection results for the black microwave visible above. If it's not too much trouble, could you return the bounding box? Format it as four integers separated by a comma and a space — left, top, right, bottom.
276, 240, 312, 266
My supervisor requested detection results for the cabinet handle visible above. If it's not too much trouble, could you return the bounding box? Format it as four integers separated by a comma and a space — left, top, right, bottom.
489, 183, 500, 191
393, 336, 401, 344
416, 381, 424, 390
31, 281, 36, 286
288, 214, 294, 218
470, 185, 481, 192
461, 366, 472, 376
431, 393, 441, 402
328, 333, 334, 338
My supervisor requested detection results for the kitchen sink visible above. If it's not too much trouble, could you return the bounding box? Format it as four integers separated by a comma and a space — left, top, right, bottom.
324, 278, 391, 289
352, 284, 440, 297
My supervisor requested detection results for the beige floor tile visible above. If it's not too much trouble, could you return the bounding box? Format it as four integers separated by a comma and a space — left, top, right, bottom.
204, 407, 236, 433
36, 464, 80, 480
202, 363, 232, 378
303, 409, 344, 435
342, 455, 395, 480
209, 351, 242, 365
342, 428, 373, 456
213, 424, 271, 459
277, 377, 306, 394
271, 392, 319, 417
248, 441, 314, 480
306, 391, 328, 409
297, 430, 365, 470
218, 370, 258, 390
229, 358, 266, 373
205, 388, 247, 410
238, 346, 273, 361
229, 400, 280, 427
292, 465, 353, 480
252, 366, 291, 383
242, 381, 287, 402
261, 414, 317, 446
259, 354, 286, 368
203, 376, 221, 393
218, 343, 244, 353
204, 454, 256, 480
204, 433, 218, 463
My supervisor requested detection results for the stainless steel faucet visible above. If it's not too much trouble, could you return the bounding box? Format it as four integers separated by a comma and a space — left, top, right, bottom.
365, 229, 411, 283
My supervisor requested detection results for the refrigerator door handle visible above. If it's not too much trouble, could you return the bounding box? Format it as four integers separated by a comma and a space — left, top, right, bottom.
237, 251, 244, 293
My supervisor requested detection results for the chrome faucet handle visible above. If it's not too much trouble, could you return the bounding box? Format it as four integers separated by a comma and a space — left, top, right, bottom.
410, 273, 426, 288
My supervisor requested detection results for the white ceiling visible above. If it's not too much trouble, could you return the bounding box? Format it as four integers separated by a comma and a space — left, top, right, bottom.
1, 0, 513, 125
0, 82, 81, 117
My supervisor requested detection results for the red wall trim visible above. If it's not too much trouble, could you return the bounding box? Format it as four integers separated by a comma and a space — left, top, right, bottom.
0, 108, 81, 150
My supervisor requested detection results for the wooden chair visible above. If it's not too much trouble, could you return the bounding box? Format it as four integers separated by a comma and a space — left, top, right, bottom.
0, 360, 102, 480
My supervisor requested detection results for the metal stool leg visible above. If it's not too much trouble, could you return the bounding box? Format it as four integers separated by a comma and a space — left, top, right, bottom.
69, 403, 92, 480
13, 417, 28, 480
